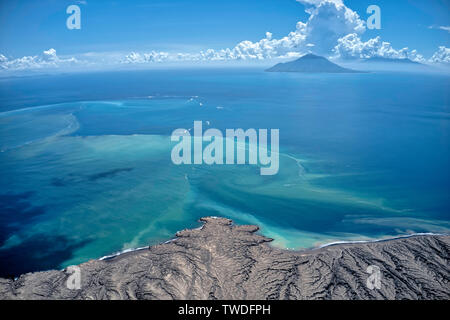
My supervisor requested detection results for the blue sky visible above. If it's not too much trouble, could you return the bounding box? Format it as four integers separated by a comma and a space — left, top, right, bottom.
0, 0, 449, 70
0, 0, 307, 56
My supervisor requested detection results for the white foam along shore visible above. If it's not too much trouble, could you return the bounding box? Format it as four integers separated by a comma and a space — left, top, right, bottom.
317, 232, 447, 249
96, 222, 213, 261
8, 217, 448, 300
95, 216, 447, 261
98, 246, 149, 261
97, 237, 182, 261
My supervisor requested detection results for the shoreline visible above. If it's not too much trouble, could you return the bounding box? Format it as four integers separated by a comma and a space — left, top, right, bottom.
2, 216, 449, 280
93, 216, 447, 262
316, 232, 447, 248
1, 216, 448, 300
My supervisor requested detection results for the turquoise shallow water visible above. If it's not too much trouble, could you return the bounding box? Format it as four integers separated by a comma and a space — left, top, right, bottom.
0, 69, 449, 276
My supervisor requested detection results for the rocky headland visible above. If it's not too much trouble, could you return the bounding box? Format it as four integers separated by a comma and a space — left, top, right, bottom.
0, 217, 448, 300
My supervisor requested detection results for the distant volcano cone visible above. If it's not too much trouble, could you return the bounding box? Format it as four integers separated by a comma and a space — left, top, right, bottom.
266, 54, 363, 73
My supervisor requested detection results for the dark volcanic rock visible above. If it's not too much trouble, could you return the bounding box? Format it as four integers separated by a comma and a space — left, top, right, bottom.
0, 217, 448, 300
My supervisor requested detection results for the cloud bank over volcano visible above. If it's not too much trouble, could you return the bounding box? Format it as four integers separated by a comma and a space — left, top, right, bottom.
0, 0, 449, 72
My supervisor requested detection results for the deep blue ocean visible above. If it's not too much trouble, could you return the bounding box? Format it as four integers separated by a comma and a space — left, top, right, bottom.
0, 68, 449, 277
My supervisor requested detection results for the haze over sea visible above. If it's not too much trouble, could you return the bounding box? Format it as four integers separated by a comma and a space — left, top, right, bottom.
0, 68, 449, 277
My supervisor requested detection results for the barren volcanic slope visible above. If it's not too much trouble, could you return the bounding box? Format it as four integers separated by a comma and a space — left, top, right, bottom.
0, 217, 449, 300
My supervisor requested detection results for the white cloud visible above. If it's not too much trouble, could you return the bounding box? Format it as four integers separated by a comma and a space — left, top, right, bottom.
428, 25, 450, 33
124, 51, 169, 63
201, 0, 365, 59
124, 0, 365, 64
333, 33, 425, 62
1, 0, 447, 71
297, 0, 343, 6
0, 48, 79, 71
408, 50, 426, 63
429, 46, 450, 64
121, 27, 305, 63
300, 0, 365, 54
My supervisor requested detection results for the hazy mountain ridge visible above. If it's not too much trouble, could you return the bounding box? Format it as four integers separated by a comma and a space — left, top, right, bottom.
363, 57, 423, 65
266, 54, 363, 73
